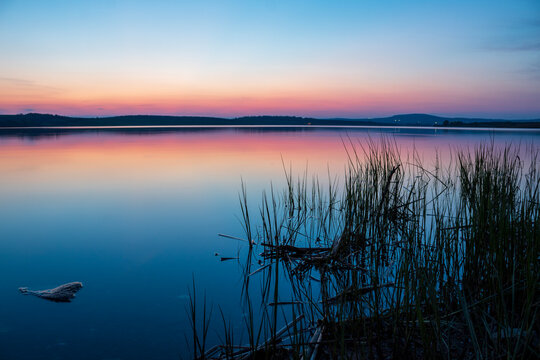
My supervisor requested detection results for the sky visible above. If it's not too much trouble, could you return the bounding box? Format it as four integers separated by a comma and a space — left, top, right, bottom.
0, 0, 539, 119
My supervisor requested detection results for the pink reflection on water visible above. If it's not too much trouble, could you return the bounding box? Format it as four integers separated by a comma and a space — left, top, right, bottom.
0, 128, 537, 195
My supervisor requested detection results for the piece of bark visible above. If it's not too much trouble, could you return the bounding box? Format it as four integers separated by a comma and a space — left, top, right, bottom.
19, 282, 83, 303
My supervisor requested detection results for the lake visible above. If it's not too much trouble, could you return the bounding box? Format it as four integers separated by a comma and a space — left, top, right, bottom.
0, 126, 538, 359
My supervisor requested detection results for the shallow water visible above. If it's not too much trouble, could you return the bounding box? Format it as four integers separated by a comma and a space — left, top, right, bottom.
0, 126, 537, 359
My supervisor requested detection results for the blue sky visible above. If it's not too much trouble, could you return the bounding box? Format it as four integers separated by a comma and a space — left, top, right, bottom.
0, 0, 539, 118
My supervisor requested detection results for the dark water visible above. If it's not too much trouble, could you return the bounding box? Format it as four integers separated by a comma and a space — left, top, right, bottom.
0, 127, 538, 359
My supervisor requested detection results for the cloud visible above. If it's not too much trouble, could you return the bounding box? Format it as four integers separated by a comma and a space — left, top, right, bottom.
484, 41, 540, 52
0, 77, 63, 96
0, 77, 36, 86
522, 18, 540, 29
480, 15, 540, 53
522, 62, 540, 79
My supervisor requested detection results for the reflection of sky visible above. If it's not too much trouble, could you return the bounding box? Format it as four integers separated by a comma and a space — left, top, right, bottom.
0, 128, 538, 358
1, 0, 539, 118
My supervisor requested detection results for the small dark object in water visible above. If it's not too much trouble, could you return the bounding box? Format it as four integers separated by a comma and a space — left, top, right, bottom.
220, 257, 239, 261
19, 282, 83, 303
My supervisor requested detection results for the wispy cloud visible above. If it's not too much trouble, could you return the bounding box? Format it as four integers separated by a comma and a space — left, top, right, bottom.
520, 61, 540, 79
478, 18, 540, 81
484, 41, 540, 52
480, 15, 540, 53
0, 77, 36, 86
0, 77, 63, 95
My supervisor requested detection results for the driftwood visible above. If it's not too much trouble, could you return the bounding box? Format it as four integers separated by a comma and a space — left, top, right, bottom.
19, 282, 83, 302
261, 243, 331, 260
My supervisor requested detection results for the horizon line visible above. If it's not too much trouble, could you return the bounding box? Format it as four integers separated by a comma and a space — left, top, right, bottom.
2, 112, 540, 122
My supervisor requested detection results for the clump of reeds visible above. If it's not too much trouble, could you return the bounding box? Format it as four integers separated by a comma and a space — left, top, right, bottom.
190, 139, 539, 359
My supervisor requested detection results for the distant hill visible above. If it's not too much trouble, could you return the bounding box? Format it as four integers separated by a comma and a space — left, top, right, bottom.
0, 113, 375, 127
345, 114, 540, 127
0, 113, 538, 128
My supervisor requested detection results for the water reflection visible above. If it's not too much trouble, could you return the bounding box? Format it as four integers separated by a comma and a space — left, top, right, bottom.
0, 127, 537, 359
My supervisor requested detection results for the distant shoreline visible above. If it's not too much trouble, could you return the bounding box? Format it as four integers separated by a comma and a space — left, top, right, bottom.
1, 125, 539, 132
0, 113, 539, 129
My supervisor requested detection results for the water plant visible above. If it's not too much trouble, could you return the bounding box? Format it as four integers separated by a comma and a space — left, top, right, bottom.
189, 139, 539, 359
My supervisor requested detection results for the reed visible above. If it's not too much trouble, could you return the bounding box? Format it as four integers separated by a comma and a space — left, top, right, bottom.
186, 278, 213, 359
190, 139, 539, 359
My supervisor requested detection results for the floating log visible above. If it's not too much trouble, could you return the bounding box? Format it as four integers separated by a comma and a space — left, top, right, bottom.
19, 282, 83, 303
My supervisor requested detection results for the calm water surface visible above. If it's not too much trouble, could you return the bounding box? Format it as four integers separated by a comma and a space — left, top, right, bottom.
0, 127, 538, 359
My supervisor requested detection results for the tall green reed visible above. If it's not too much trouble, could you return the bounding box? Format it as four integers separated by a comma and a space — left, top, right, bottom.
191, 139, 539, 359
